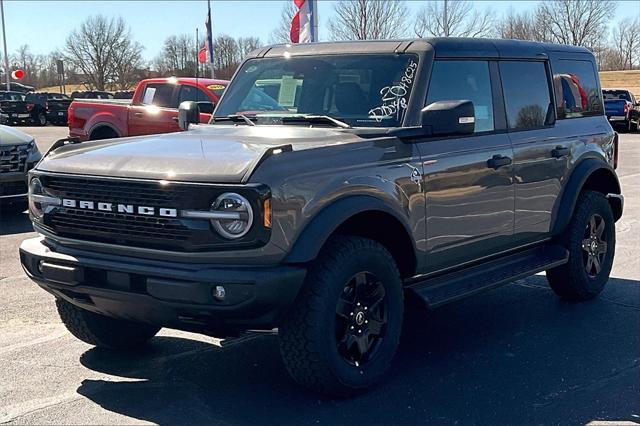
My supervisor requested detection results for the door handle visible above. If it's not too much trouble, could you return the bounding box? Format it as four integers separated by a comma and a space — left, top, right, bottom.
171, 116, 179, 122
551, 146, 570, 158
487, 154, 512, 169
133, 112, 144, 117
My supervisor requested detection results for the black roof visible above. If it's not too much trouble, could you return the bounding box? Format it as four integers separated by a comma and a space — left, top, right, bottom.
251, 37, 592, 60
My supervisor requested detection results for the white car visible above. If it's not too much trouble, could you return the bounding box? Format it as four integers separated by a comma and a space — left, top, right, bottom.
0, 125, 42, 206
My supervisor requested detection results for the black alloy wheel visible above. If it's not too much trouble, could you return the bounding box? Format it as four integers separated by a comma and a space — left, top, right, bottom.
581, 214, 608, 278
335, 271, 387, 367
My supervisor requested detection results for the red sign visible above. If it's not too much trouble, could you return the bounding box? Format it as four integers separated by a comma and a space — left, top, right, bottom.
11, 69, 25, 80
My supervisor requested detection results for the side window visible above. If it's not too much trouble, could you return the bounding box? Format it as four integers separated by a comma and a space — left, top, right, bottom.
140, 84, 174, 108
178, 85, 210, 104
552, 59, 604, 119
426, 60, 494, 132
499, 61, 553, 130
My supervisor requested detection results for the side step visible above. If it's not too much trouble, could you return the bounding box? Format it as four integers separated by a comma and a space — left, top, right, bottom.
407, 244, 569, 309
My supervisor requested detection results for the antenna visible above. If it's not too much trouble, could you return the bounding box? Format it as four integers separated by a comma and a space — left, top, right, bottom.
195, 27, 199, 103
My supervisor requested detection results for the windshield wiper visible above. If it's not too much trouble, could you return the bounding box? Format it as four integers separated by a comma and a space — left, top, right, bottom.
280, 115, 352, 129
213, 114, 256, 126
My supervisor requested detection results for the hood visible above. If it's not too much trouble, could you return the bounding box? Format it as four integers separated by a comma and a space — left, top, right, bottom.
0, 125, 34, 146
37, 124, 363, 183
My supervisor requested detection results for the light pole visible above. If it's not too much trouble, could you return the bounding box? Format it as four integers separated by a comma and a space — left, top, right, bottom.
0, 0, 10, 91
0, 0, 11, 92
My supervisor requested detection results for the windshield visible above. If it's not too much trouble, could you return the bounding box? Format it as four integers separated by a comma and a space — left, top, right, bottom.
215, 54, 419, 127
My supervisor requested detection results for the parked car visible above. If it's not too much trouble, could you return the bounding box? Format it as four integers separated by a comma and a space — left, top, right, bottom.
0, 92, 71, 126
68, 77, 228, 140
113, 90, 134, 99
21, 39, 622, 396
70, 90, 114, 100
0, 82, 35, 93
0, 125, 41, 209
603, 88, 640, 132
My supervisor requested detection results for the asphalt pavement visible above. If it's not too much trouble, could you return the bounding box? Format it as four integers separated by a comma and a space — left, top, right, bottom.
0, 126, 638, 425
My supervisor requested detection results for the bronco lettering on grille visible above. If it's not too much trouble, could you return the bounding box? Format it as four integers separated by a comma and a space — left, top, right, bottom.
61, 198, 178, 217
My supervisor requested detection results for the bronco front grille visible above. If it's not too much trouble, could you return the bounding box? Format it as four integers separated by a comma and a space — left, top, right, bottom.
0, 143, 30, 173
37, 175, 269, 252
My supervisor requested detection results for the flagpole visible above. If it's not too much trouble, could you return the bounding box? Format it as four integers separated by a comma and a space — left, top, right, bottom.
195, 27, 199, 98
311, 0, 318, 42
0, 0, 10, 91
208, 0, 215, 79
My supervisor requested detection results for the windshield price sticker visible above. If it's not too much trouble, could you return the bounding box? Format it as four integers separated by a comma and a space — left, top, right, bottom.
368, 60, 418, 123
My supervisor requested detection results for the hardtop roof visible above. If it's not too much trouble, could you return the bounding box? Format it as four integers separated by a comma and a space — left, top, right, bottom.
251, 37, 592, 60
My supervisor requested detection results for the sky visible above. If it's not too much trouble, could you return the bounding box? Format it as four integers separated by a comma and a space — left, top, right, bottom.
0, 0, 634, 62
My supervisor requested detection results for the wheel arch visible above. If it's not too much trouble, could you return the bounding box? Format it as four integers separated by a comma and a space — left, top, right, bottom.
551, 158, 622, 235
89, 122, 121, 140
284, 195, 418, 279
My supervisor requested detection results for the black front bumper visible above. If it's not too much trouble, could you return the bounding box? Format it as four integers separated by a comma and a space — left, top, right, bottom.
20, 237, 307, 337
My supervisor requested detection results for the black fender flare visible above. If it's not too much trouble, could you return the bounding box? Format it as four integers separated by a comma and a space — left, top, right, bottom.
284, 195, 417, 264
551, 158, 622, 235
88, 122, 121, 140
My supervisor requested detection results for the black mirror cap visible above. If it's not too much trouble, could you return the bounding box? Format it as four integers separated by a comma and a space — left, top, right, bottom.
421, 100, 475, 136
178, 101, 200, 130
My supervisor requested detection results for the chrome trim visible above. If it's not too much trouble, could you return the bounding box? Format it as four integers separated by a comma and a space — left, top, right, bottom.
0, 193, 27, 199
30, 194, 62, 205
181, 210, 242, 220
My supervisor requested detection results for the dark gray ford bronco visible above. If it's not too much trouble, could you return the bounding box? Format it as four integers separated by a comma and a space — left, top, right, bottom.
20, 38, 623, 396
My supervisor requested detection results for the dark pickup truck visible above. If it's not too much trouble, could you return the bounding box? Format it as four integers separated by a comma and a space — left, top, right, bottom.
603, 88, 639, 132
0, 92, 71, 126
21, 39, 622, 396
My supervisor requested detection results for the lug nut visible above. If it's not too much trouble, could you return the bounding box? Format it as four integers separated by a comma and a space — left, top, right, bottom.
350, 326, 354, 330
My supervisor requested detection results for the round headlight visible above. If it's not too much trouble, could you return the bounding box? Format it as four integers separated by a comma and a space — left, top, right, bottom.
210, 193, 253, 239
28, 177, 45, 219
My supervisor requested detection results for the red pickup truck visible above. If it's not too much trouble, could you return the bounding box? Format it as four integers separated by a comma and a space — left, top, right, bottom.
68, 77, 228, 141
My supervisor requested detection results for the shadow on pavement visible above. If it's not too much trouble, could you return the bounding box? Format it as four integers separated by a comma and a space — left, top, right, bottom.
77, 275, 640, 425
0, 206, 33, 236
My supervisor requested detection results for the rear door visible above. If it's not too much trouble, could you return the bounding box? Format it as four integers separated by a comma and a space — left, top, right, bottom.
176, 84, 215, 123
417, 59, 515, 272
128, 83, 179, 136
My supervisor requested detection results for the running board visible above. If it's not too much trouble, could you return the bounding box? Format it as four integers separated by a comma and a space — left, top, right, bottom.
407, 244, 569, 309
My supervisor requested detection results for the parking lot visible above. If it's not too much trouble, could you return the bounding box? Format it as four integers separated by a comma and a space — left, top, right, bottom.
0, 126, 638, 424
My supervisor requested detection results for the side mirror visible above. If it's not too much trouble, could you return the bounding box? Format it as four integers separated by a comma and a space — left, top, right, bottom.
421, 100, 475, 136
178, 101, 200, 130
195, 101, 215, 114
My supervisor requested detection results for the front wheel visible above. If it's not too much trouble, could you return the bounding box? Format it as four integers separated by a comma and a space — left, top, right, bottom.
547, 191, 615, 300
279, 236, 404, 397
37, 113, 47, 126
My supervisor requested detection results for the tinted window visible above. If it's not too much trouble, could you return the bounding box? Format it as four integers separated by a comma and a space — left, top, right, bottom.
141, 84, 174, 108
500, 61, 552, 130
426, 60, 494, 132
0, 92, 24, 101
553, 60, 603, 118
178, 85, 210, 104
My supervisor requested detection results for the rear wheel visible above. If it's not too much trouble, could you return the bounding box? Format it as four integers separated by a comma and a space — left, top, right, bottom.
279, 236, 404, 396
547, 191, 615, 300
56, 299, 160, 350
37, 112, 47, 126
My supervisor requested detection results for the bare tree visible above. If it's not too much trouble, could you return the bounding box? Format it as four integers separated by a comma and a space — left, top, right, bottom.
237, 37, 262, 59
269, 2, 297, 44
63, 15, 143, 90
327, 0, 409, 41
415, 0, 494, 38
113, 41, 145, 90
611, 16, 640, 70
154, 34, 197, 76
213, 34, 240, 79
498, 9, 553, 42
535, 0, 616, 49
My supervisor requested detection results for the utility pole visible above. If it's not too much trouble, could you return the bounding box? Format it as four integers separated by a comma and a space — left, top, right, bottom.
311, 0, 318, 42
0, 0, 10, 91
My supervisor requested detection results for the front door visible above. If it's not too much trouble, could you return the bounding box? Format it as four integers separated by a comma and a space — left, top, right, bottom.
128, 82, 180, 136
417, 59, 515, 272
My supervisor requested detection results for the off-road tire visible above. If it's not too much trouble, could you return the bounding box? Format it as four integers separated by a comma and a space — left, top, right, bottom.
630, 119, 639, 132
546, 190, 615, 300
56, 298, 160, 350
279, 236, 404, 397
37, 113, 47, 126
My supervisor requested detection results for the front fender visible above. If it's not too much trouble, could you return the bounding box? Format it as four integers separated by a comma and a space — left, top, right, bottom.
284, 194, 416, 264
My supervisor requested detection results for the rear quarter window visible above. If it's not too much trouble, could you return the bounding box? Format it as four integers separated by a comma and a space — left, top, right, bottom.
499, 61, 553, 130
553, 59, 604, 119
